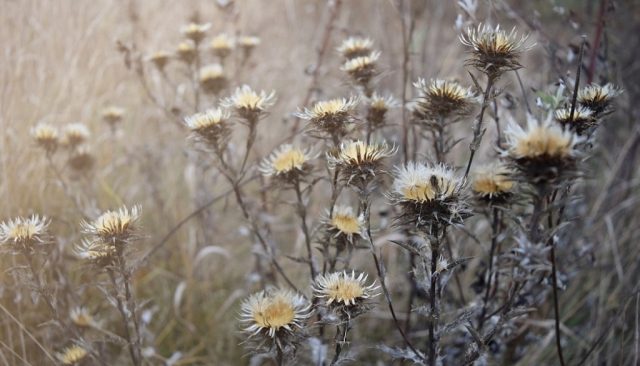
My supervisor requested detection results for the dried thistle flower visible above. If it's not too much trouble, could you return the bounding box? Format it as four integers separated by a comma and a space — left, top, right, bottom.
259, 144, 314, 182
325, 205, 364, 242
341, 51, 380, 86
62, 123, 90, 149
0, 215, 49, 251
199, 64, 228, 95
180, 22, 211, 44
577, 83, 622, 117
328, 140, 396, 188
148, 51, 171, 70
390, 162, 469, 230
460, 24, 531, 78
67, 146, 95, 173
238, 35, 260, 57
31, 123, 59, 154
313, 271, 379, 317
366, 93, 398, 131
554, 106, 595, 135
184, 108, 231, 150
240, 288, 311, 341
74, 239, 116, 266
502, 115, 583, 183
221, 85, 276, 122
472, 163, 514, 203
296, 96, 360, 142
210, 33, 235, 59
57, 345, 88, 365
70, 307, 97, 328
413, 78, 476, 121
337, 37, 374, 60
176, 41, 197, 64
101, 106, 125, 129
81, 205, 141, 245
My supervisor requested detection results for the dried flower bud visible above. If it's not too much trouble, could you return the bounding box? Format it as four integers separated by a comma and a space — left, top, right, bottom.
31, 123, 59, 155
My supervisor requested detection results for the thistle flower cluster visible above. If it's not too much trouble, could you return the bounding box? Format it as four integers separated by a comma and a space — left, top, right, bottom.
297, 96, 360, 143
31, 123, 59, 155
210, 33, 234, 60
313, 271, 379, 319
413, 78, 477, 122
101, 106, 125, 130
31, 119, 96, 173
259, 144, 315, 183
323, 205, 364, 245
366, 93, 398, 131
221, 84, 276, 123
472, 163, 514, 204
0, 215, 50, 252
338, 37, 380, 88
460, 23, 531, 78
199, 63, 228, 95
57, 345, 88, 365
328, 140, 396, 190
184, 108, 232, 151
76, 205, 141, 266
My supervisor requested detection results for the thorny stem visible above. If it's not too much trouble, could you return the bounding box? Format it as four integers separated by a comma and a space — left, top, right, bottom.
117, 254, 142, 366
427, 229, 442, 366
330, 318, 351, 366
464, 75, 495, 179
22, 249, 58, 319
107, 268, 141, 366
293, 176, 318, 279
550, 244, 566, 366
478, 208, 500, 330
359, 193, 425, 363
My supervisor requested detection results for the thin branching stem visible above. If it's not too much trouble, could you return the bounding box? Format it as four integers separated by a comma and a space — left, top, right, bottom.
464, 75, 495, 179
293, 176, 318, 279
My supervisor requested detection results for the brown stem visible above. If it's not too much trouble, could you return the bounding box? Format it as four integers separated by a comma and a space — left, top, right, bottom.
427, 232, 441, 366
293, 176, 317, 279
550, 245, 566, 366
464, 76, 495, 179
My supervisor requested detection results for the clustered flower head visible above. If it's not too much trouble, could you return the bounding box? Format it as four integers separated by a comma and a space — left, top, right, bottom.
57, 345, 88, 365
199, 63, 228, 95
460, 23, 531, 78
341, 51, 380, 86
0, 215, 49, 252
76, 206, 140, 266
240, 288, 311, 351
221, 85, 276, 123
210, 33, 235, 59
337, 37, 374, 60
577, 83, 622, 117
184, 108, 231, 150
390, 162, 469, 230
177, 40, 197, 64
67, 146, 95, 173
366, 93, 398, 131
472, 163, 515, 204
553, 106, 595, 135
238, 35, 260, 57
297, 96, 360, 142
259, 144, 314, 182
31, 123, 59, 155
413, 78, 476, 121
70, 307, 97, 328
180, 22, 211, 44
148, 51, 171, 70
101, 106, 125, 129
313, 271, 379, 318
62, 123, 90, 149
328, 140, 395, 189
325, 205, 364, 243
502, 115, 583, 184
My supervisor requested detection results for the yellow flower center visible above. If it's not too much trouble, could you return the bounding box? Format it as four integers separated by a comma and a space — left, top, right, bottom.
473, 176, 513, 195
272, 149, 306, 173
9, 223, 37, 242
254, 297, 295, 329
327, 278, 364, 304
331, 213, 360, 234
513, 127, 572, 158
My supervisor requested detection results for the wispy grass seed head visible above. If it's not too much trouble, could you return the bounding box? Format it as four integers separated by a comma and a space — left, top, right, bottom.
460, 24, 531, 77
31, 123, 59, 154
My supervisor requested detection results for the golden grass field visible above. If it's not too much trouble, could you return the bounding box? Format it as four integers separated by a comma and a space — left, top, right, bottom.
1, 0, 639, 365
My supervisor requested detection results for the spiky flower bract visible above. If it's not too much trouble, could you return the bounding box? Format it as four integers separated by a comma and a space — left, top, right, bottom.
259, 144, 314, 182
337, 37, 374, 59
62, 123, 90, 149
31, 123, 59, 154
503, 115, 583, 183
577, 83, 621, 117
101, 106, 125, 128
460, 24, 531, 77
81, 205, 141, 245
221, 85, 276, 123
210, 33, 234, 59
57, 345, 88, 365
184, 108, 231, 150
74, 239, 117, 266
413, 78, 476, 121
366, 93, 398, 130
472, 163, 515, 204
328, 140, 395, 189
297, 96, 359, 142
341, 51, 380, 86
176, 40, 197, 64
325, 205, 364, 243
390, 162, 469, 231
554, 106, 595, 135
314, 271, 379, 318
0, 215, 49, 251
180, 22, 211, 43
199, 64, 228, 95
148, 51, 171, 70
240, 288, 311, 355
